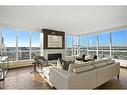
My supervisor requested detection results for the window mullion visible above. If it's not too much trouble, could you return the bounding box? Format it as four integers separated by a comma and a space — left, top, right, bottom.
16, 29, 18, 61
110, 32, 112, 58
30, 32, 32, 60
96, 34, 99, 59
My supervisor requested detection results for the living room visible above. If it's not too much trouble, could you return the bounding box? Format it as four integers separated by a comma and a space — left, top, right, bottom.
0, 0, 127, 95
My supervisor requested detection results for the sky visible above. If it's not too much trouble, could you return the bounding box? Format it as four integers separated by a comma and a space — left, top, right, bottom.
2, 28, 40, 47
2, 28, 127, 48
112, 30, 127, 46
67, 29, 127, 48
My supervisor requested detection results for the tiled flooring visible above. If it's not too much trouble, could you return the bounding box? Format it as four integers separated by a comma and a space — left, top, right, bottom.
0, 66, 127, 89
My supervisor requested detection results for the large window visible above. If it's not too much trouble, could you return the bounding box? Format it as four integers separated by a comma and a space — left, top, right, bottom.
0, 25, 41, 61
66, 35, 72, 56
18, 31, 30, 60
73, 36, 78, 55
80, 35, 87, 56
112, 30, 127, 60
18, 31, 30, 50
31, 32, 40, 50
66, 29, 127, 61
2, 27, 16, 61
98, 32, 110, 58
66, 35, 78, 56
31, 32, 40, 59
88, 35, 97, 55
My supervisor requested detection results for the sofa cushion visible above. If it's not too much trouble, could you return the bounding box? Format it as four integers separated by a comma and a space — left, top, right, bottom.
90, 60, 98, 64
102, 58, 111, 62
106, 60, 115, 65
92, 58, 111, 64
72, 65, 94, 73
97, 59, 104, 63
68, 62, 91, 72
94, 62, 107, 68
91, 59, 103, 64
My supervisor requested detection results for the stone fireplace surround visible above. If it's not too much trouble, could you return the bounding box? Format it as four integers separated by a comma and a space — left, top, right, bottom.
42, 49, 65, 63
41, 29, 65, 63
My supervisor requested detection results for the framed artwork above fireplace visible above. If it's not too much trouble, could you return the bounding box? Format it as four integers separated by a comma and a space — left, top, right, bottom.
42, 29, 65, 49
48, 35, 62, 48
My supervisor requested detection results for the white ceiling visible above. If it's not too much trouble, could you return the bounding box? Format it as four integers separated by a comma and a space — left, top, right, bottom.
0, 6, 127, 35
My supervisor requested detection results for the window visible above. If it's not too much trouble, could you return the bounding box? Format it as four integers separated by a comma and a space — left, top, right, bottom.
98, 32, 110, 58
2, 28, 16, 51
80, 35, 87, 56
73, 36, 78, 55
2, 28, 16, 61
112, 30, 127, 60
88, 35, 97, 55
18, 31, 30, 60
66, 35, 72, 56
0, 24, 41, 62
31, 32, 40, 59
66, 35, 79, 56
31, 32, 40, 50
18, 31, 30, 50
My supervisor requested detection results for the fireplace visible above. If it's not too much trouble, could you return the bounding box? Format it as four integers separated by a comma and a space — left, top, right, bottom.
48, 53, 62, 60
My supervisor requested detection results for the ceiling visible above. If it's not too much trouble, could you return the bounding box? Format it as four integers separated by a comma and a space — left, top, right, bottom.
0, 6, 127, 35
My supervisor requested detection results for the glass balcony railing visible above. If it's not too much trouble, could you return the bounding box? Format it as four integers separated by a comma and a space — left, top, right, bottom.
112, 50, 127, 60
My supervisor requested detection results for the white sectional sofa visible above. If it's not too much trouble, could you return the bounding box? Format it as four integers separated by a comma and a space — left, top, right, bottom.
48, 58, 120, 89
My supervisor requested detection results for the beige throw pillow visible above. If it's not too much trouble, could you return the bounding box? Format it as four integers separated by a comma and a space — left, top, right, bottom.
57, 58, 62, 69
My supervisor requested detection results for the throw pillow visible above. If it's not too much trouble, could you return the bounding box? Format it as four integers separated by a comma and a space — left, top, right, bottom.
57, 58, 62, 69
107, 60, 115, 64
62, 61, 72, 71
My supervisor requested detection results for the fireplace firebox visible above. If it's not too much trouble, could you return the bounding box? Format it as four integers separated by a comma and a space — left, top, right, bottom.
48, 53, 62, 60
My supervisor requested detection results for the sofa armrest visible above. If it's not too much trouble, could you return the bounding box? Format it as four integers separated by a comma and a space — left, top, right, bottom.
49, 67, 75, 89
96, 61, 120, 87
115, 62, 120, 74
